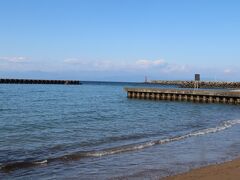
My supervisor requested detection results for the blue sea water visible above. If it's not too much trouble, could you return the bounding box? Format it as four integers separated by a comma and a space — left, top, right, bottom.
0, 82, 240, 179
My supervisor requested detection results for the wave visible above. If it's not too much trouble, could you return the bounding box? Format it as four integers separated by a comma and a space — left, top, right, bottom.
1, 119, 240, 172
50, 131, 167, 150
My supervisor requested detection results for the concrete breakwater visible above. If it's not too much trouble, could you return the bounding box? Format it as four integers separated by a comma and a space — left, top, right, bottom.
0, 78, 81, 85
150, 80, 240, 89
125, 87, 240, 104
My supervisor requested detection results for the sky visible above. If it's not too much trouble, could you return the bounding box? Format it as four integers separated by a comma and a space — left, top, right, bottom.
0, 0, 240, 82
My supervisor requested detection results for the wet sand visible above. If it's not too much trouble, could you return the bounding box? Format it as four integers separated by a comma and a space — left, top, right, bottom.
164, 158, 240, 180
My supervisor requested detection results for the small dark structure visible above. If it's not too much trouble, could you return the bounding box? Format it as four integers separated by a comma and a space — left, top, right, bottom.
194, 74, 200, 89
0, 78, 81, 85
125, 87, 240, 105
195, 74, 200, 81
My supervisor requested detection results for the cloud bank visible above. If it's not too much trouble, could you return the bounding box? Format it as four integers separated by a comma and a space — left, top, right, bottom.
0, 56, 29, 63
1, 56, 239, 81
63, 58, 189, 73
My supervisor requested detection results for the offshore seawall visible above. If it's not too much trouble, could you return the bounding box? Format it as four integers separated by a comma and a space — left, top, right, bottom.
0, 78, 81, 85
150, 80, 240, 89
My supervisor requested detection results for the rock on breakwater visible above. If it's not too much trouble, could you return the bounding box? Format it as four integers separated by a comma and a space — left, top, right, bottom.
150, 80, 240, 89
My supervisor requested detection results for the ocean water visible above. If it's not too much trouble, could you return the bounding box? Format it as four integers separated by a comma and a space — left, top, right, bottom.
0, 82, 240, 179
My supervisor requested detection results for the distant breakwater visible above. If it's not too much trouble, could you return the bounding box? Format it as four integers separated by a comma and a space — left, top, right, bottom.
0, 78, 81, 85
150, 80, 240, 89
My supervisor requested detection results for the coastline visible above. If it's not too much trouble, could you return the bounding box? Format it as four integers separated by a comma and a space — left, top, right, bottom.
164, 157, 240, 180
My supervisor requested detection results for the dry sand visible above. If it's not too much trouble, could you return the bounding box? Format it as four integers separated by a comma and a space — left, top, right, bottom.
164, 158, 240, 180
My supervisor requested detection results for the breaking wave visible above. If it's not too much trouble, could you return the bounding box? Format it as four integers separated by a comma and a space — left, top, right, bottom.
1, 119, 240, 172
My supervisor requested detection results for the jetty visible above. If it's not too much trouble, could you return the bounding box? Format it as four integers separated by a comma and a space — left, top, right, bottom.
0, 78, 81, 85
124, 88, 240, 104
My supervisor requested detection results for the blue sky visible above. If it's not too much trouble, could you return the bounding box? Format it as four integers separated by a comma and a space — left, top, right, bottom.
0, 0, 240, 81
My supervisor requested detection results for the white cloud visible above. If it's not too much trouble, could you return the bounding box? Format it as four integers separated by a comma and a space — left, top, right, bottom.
224, 68, 233, 74
62, 58, 191, 75
163, 64, 189, 73
63, 58, 86, 65
64, 59, 119, 71
0, 56, 29, 63
135, 59, 166, 69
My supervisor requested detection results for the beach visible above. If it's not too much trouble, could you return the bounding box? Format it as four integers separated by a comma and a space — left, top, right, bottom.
165, 158, 240, 180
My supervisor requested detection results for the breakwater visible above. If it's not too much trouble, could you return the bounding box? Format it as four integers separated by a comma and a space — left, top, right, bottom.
150, 80, 240, 89
0, 78, 81, 85
125, 87, 240, 104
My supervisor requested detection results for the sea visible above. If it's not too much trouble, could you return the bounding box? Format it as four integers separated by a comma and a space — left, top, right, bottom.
0, 82, 240, 179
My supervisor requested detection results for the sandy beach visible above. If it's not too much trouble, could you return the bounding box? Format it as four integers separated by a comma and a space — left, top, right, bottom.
164, 158, 240, 180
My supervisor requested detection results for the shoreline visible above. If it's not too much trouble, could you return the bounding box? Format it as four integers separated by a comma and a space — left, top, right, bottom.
164, 157, 240, 180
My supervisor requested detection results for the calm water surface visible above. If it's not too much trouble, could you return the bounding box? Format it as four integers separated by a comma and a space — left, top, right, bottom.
0, 82, 240, 179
